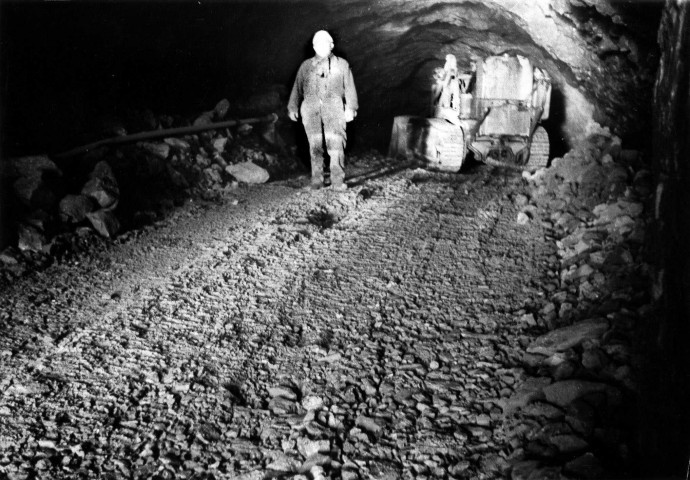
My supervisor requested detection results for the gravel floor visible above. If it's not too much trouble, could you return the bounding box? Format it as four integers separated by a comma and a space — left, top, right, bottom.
0, 157, 573, 479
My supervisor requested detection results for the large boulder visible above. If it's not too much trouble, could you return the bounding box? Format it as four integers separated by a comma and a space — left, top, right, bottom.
8, 155, 63, 211
13, 175, 58, 211
166, 165, 189, 189
86, 210, 120, 238
193, 111, 214, 127
542, 380, 619, 407
4, 155, 61, 178
164, 137, 192, 152
82, 177, 118, 209
593, 200, 644, 224
17, 223, 47, 252
82, 161, 119, 209
502, 377, 552, 413
138, 142, 170, 160
90, 160, 116, 180
58, 194, 96, 223
527, 319, 610, 356
202, 167, 223, 186
225, 162, 269, 184
212, 137, 228, 153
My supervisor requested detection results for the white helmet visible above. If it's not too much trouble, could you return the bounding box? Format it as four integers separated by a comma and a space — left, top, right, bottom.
312, 30, 334, 45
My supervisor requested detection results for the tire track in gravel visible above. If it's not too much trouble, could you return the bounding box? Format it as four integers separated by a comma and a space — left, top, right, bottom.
0, 185, 316, 478
254, 170, 550, 478
0, 163, 552, 479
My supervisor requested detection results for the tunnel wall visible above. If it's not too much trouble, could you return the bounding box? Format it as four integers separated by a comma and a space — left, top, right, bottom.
640, 0, 690, 474
0, 0, 659, 158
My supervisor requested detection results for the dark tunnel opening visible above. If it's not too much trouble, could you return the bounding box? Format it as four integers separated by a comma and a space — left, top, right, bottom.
3, 0, 690, 478
0, 2, 318, 155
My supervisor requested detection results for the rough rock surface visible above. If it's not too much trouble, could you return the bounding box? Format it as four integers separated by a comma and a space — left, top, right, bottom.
527, 319, 609, 356
16, 223, 47, 253
226, 162, 270, 184
85, 209, 120, 238
12, 175, 58, 211
1, 97, 297, 257
0, 129, 652, 479
2, 1, 659, 155
58, 195, 96, 224
81, 161, 119, 209
310, 0, 660, 145
0, 158, 547, 479
642, 0, 690, 474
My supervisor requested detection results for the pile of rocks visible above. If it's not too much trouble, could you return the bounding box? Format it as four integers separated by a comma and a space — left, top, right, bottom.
65, 160, 121, 238
0, 129, 655, 479
0, 99, 296, 279
4, 155, 65, 254
504, 123, 652, 478
3, 154, 122, 264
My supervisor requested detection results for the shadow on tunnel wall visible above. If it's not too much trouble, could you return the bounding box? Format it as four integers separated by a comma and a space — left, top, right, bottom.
637, 1, 690, 476
541, 86, 568, 160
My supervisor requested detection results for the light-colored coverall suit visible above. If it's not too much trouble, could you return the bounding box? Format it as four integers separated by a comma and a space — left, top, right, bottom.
288, 54, 358, 186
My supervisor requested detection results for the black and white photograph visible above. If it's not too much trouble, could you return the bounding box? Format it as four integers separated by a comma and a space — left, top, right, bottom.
0, 0, 687, 478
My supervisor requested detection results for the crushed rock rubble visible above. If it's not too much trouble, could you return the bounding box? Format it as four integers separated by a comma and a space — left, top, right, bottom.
509, 122, 652, 479
0, 98, 298, 282
0, 122, 652, 480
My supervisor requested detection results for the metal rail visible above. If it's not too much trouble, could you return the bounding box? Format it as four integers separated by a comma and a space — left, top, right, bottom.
54, 113, 278, 159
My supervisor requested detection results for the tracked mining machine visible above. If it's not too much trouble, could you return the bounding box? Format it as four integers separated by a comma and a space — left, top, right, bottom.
389, 53, 552, 171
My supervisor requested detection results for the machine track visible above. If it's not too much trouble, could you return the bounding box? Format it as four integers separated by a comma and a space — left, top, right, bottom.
526, 126, 550, 168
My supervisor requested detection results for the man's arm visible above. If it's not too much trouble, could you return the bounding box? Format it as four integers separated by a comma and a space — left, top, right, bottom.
343, 61, 358, 122
288, 63, 304, 121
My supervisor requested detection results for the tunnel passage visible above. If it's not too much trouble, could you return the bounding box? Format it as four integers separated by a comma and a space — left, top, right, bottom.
4, 0, 690, 478
0, 0, 660, 157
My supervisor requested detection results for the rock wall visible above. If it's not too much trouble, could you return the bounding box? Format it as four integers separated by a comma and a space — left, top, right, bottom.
641, 0, 690, 474
337, 0, 659, 147
0, 0, 659, 155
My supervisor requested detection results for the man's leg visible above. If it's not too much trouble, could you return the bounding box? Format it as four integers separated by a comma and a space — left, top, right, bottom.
302, 107, 325, 187
322, 104, 348, 188
307, 134, 325, 187
325, 134, 346, 187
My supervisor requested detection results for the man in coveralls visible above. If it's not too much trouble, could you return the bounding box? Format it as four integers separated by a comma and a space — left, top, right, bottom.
288, 30, 358, 190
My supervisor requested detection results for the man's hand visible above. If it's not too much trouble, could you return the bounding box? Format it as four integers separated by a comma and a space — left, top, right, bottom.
345, 108, 356, 123
288, 110, 299, 122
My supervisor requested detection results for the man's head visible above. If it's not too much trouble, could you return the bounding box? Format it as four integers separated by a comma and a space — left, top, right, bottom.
444, 54, 457, 72
312, 30, 334, 59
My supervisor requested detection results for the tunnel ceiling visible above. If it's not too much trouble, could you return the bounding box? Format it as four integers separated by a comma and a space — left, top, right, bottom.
0, 0, 661, 155
317, 0, 660, 148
